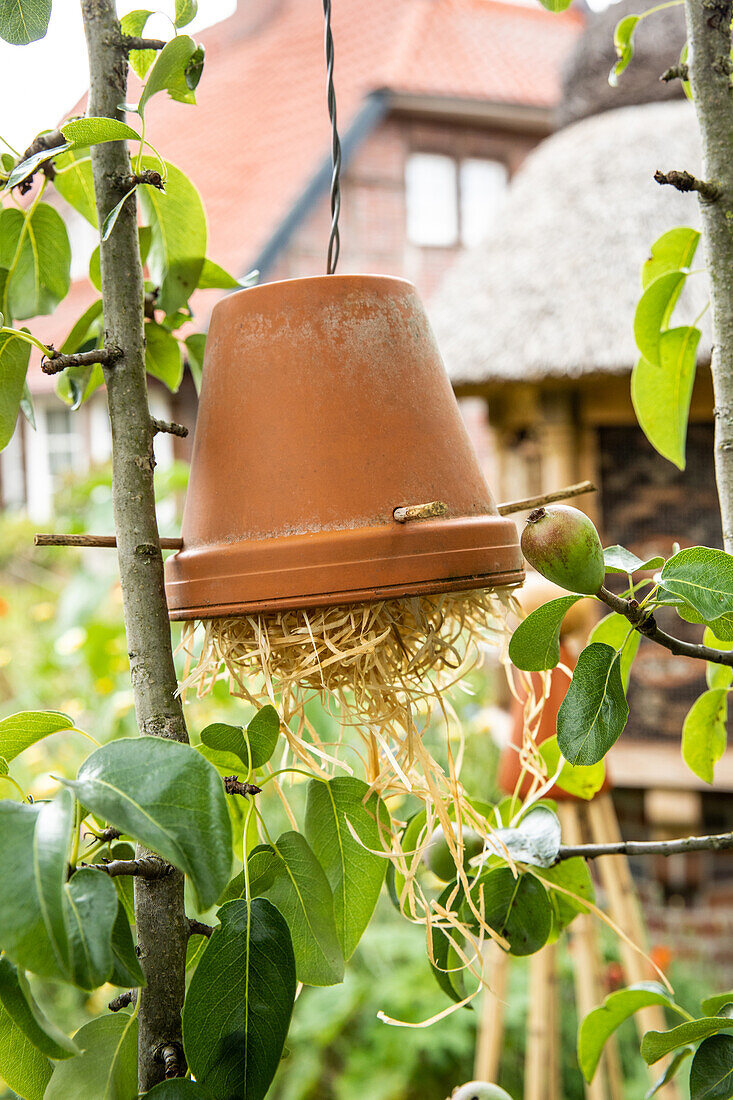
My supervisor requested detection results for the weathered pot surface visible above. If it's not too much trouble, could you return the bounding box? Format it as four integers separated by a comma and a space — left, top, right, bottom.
165, 274, 523, 618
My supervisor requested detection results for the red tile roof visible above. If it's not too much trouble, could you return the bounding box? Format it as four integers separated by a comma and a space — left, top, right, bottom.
23, 0, 582, 392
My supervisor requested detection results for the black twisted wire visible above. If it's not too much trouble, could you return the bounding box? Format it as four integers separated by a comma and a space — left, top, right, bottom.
323, 0, 342, 274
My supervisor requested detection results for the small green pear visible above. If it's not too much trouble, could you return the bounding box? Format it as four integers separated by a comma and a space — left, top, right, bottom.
424, 825, 483, 882
520, 505, 605, 596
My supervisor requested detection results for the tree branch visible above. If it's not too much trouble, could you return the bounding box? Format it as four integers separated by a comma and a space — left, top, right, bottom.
121, 35, 167, 51
41, 346, 121, 375
80, 2, 189, 1089
109, 990, 137, 1012
557, 830, 733, 861
151, 417, 188, 438
597, 585, 733, 666
684, 0, 733, 551
186, 918, 214, 938
223, 775, 262, 797
660, 63, 689, 82
654, 169, 720, 201
84, 855, 171, 879
12, 129, 66, 192
155, 1042, 186, 1080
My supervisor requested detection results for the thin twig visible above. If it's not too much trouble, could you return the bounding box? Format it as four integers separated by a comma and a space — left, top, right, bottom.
121, 35, 167, 51
654, 169, 720, 201
109, 990, 137, 1012
597, 585, 733, 666
41, 346, 122, 375
557, 830, 733, 861
11, 129, 66, 191
393, 501, 447, 523
34, 534, 183, 550
660, 62, 689, 82
223, 776, 262, 797
152, 417, 188, 438
497, 480, 596, 516
187, 918, 214, 938
83, 855, 171, 879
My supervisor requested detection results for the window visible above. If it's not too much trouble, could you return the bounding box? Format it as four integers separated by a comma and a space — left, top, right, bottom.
44, 406, 83, 485
405, 152, 508, 248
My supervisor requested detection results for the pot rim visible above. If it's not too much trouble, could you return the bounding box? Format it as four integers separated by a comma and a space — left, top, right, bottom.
222, 271, 416, 309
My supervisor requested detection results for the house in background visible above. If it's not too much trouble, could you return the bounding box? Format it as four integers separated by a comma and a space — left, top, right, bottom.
0, 0, 581, 517
429, 0, 733, 972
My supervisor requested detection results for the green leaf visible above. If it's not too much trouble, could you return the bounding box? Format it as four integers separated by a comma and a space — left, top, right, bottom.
642, 1018, 733, 1064
703, 993, 733, 1017
200, 707, 279, 772
182, 899, 296, 1100
0, 0, 51, 44
0, 956, 77, 1058
646, 1047, 694, 1098
145, 1083, 215, 1098
139, 158, 206, 314
609, 14, 640, 85
45, 1013, 138, 1100
0, 997, 51, 1100
197, 257, 241, 290
145, 321, 183, 391
690, 1035, 733, 1100
251, 831, 344, 987
138, 36, 201, 117
535, 0, 572, 10
175, 0, 198, 27
603, 546, 664, 574
63, 738, 232, 910
588, 612, 640, 691
19, 378, 35, 429
634, 272, 687, 365
557, 643, 629, 766
5, 143, 70, 192
102, 187, 136, 242
61, 117, 141, 148
0, 330, 30, 450
631, 326, 701, 470
0, 203, 71, 320
642, 228, 700, 290
0, 710, 73, 762
120, 9, 156, 78
533, 857, 594, 934
0, 792, 72, 979
677, 603, 733, 643
578, 983, 680, 1081
430, 882, 469, 1004
53, 148, 97, 227
465, 867, 552, 956
485, 805, 561, 868
508, 595, 583, 671
59, 299, 103, 357
538, 735, 606, 800
661, 547, 733, 622
109, 900, 146, 988
246, 705, 281, 767
682, 688, 728, 784
185, 332, 206, 392
304, 777, 389, 959
64, 868, 118, 990
56, 300, 105, 409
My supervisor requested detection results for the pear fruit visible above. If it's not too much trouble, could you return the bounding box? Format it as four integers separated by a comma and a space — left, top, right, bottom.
520, 505, 605, 596
424, 824, 483, 882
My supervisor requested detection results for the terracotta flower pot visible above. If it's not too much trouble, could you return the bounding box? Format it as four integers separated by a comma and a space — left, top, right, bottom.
165, 274, 523, 619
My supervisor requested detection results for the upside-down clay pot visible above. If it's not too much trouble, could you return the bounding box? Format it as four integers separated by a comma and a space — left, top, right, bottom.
165, 274, 524, 619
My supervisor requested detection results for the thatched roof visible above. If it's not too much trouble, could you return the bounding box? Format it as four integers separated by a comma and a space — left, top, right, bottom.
429, 101, 710, 389
558, 0, 687, 127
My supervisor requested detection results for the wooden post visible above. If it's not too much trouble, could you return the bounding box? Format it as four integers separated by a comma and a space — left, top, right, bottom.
474, 943, 509, 1082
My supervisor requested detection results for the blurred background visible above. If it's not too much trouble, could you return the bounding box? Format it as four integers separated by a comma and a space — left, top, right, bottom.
1, 0, 731, 1096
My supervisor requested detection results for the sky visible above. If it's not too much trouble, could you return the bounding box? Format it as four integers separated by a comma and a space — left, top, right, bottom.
0, 1, 236, 154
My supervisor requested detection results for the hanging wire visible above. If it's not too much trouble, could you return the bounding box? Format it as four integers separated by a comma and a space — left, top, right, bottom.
323, 0, 342, 274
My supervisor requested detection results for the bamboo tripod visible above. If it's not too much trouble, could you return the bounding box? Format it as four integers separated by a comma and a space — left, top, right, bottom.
473, 793, 680, 1100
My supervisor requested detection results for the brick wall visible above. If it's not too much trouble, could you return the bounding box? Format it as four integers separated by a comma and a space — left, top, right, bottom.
267, 113, 539, 300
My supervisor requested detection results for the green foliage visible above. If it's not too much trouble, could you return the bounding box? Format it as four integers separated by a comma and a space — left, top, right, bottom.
0, 956, 77, 1059
577, 983, 680, 1081
53, 148, 97, 226
539, 735, 606, 799
44, 1013, 138, 1099
587, 612, 639, 691
144, 320, 184, 391
175, 0, 198, 27
64, 868, 118, 990
138, 36, 203, 117
200, 706, 280, 771
508, 595, 582, 671
0, 202, 71, 320
0, 0, 51, 44
464, 867, 552, 956
304, 778, 389, 960
532, 857, 594, 935
120, 9, 157, 78
183, 899, 296, 1100
642, 1018, 733, 1064
109, 900, 146, 987
642, 228, 700, 288
247, 831, 345, 986
557, 643, 629, 766
0, 330, 31, 449
62, 738, 233, 909
690, 1035, 733, 1099
603, 545, 664, 574
609, 14, 639, 85
60, 117, 140, 147
682, 687, 728, 784
661, 546, 733, 622
0, 996, 51, 1099
0, 709, 73, 761
138, 158, 207, 314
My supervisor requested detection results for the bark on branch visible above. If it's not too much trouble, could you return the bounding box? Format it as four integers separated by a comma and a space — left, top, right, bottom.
121, 35, 167, 51
41, 347, 121, 375
654, 168, 720, 201
223, 775, 263, 797
557, 830, 733, 861
80, 2, 189, 1089
152, 417, 188, 438
597, 585, 733, 666
84, 855, 171, 879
